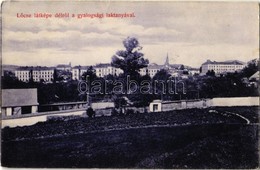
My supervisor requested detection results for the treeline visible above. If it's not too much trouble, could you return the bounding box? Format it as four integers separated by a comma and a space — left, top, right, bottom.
2, 64, 258, 106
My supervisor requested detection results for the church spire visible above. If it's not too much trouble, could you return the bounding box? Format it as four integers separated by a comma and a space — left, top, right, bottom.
164, 53, 170, 67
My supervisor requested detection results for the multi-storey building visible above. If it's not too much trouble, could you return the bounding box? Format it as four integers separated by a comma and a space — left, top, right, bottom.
139, 64, 161, 77
56, 63, 72, 71
15, 66, 54, 82
71, 64, 123, 80
201, 60, 245, 75
95, 64, 123, 77
32, 67, 55, 82
14, 54, 199, 82
72, 66, 89, 80
15, 68, 31, 82
139, 54, 189, 78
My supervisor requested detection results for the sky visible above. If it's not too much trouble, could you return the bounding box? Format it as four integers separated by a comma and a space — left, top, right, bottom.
2, 1, 259, 68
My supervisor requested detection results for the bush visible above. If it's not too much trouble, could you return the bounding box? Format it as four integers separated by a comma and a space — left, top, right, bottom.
87, 107, 95, 118
126, 109, 135, 115
111, 108, 119, 116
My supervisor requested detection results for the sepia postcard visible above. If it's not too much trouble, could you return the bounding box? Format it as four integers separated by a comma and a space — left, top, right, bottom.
1, 1, 259, 168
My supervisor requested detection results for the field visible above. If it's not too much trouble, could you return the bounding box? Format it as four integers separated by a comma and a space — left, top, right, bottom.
1, 106, 259, 168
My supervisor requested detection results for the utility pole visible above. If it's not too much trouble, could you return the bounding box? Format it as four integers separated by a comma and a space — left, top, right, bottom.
86, 92, 92, 107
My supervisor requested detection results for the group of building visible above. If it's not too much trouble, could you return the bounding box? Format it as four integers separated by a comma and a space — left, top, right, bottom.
4, 55, 256, 83
14, 66, 55, 82
200, 60, 246, 75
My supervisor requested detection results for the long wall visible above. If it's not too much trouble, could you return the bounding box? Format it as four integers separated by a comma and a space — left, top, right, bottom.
2, 109, 86, 128
210, 97, 259, 107
160, 99, 211, 111
2, 97, 258, 128
150, 97, 258, 112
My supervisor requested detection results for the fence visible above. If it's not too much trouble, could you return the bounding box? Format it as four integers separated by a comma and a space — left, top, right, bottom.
149, 97, 258, 112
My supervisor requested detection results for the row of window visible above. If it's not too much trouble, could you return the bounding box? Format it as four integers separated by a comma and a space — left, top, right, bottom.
18, 78, 52, 81
33, 75, 53, 78
140, 69, 160, 73
16, 71, 29, 74
16, 74, 52, 77
33, 72, 54, 74
207, 65, 244, 68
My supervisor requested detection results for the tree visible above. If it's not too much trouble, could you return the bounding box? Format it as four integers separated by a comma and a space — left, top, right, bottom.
53, 69, 65, 82
82, 66, 97, 82
153, 69, 171, 81
179, 64, 185, 70
111, 37, 149, 76
114, 96, 127, 108
29, 69, 34, 83
241, 62, 258, 78
152, 69, 172, 100
86, 107, 95, 118
206, 70, 215, 77
53, 69, 58, 83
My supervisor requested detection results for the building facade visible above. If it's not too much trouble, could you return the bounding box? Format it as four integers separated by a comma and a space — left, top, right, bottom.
32, 67, 54, 82
72, 66, 89, 80
201, 60, 245, 75
72, 64, 123, 80
15, 69, 30, 82
139, 64, 161, 77
95, 64, 123, 77
13, 54, 199, 82
56, 63, 72, 71
15, 66, 54, 82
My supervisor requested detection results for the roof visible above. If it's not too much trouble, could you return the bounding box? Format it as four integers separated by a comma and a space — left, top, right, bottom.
57, 64, 71, 68
249, 71, 259, 80
147, 65, 163, 69
170, 64, 182, 68
2, 88, 39, 107
202, 60, 244, 65
72, 65, 89, 69
17, 66, 55, 71
189, 68, 200, 71
95, 63, 111, 68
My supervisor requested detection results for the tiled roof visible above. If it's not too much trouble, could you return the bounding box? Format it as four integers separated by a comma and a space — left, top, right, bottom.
2, 88, 39, 107
189, 68, 200, 71
57, 64, 71, 67
169, 64, 182, 68
95, 63, 111, 68
72, 65, 89, 69
146, 65, 163, 69
202, 60, 244, 65
17, 66, 55, 71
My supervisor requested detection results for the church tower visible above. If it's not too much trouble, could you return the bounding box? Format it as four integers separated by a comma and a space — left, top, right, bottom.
164, 53, 170, 68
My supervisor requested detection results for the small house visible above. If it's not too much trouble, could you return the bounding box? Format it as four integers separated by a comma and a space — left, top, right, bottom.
149, 100, 162, 112
2, 88, 39, 117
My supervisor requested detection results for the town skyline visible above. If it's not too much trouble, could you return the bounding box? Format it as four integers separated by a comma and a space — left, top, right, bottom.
3, 56, 254, 69
2, 2, 259, 68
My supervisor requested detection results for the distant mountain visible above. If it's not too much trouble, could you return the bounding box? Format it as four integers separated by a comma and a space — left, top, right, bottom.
170, 64, 193, 69
224, 60, 246, 64
2, 65, 20, 71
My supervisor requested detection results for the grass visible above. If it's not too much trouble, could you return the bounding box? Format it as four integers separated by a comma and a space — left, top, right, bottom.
1, 106, 259, 168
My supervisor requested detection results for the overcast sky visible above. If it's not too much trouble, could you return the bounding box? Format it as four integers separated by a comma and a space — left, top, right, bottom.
2, 1, 259, 68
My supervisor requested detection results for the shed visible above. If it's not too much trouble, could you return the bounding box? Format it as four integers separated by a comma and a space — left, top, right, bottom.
2, 88, 39, 116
